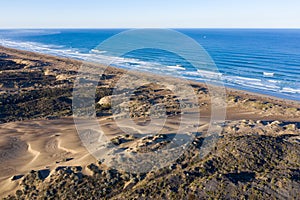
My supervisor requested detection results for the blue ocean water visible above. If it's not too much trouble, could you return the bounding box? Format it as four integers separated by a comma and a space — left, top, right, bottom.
0, 29, 299, 101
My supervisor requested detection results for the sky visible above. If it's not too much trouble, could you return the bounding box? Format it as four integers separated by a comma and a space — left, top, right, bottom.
1, 0, 300, 28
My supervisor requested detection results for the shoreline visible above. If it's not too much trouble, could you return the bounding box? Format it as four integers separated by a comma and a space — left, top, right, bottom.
0, 45, 299, 125
0, 45, 299, 106
0, 44, 299, 103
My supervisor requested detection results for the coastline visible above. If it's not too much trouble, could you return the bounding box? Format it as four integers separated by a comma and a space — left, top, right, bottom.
1, 29, 300, 102
0, 45, 299, 106
0, 45, 300, 198
0, 45, 299, 125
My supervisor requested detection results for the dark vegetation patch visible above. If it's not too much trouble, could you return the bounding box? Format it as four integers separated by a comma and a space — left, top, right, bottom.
225, 172, 256, 184
4, 132, 300, 199
0, 59, 25, 70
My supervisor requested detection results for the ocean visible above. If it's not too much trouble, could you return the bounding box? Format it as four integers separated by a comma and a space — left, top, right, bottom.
0, 29, 299, 101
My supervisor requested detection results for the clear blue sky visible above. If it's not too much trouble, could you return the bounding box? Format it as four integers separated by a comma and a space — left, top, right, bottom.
1, 0, 299, 28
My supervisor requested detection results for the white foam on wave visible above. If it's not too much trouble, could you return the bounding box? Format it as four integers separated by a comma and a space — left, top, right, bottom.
223, 75, 284, 91
166, 65, 186, 70
86, 52, 163, 71
0, 39, 299, 99
280, 87, 300, 94
90, 52, 300, 97
268, 79, 279, 83
0, 39, 66, 54
90, 49, 107, 54
263, 72, 274, 77
180, 69, 222, 79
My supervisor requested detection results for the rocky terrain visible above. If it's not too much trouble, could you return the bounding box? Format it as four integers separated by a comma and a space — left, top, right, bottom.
3, 120, 300, 199
0, 46, 299, 199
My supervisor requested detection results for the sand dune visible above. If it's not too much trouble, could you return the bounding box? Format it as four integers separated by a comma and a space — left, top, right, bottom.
1, 115, 298, 197
0, 114, 213, 197
0, 118, 95, 197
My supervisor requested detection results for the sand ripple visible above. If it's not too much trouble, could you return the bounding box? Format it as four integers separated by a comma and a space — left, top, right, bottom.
0, 137, 28, 163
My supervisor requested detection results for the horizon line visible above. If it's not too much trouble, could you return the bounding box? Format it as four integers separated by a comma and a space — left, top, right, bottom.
1, 27, 300, 30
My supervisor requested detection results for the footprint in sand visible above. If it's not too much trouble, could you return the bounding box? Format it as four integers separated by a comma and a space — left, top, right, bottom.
44, 138, 77, 161
45, 138, 59, 153
0, 137, 28, 163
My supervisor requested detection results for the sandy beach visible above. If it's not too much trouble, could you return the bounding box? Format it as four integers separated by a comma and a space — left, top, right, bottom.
0, 46, 299, 199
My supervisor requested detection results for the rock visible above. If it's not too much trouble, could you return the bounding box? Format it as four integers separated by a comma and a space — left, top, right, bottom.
111, 137, 121, 145
284, 124, 296, 131
44, 68, 54, 76
154, 134, 167, 140
56, 74, 69, 81
271, 121, 281, 126
97, 96, 112, 108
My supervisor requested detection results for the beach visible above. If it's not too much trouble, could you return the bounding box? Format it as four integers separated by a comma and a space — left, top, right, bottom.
0, 46, 299, 199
